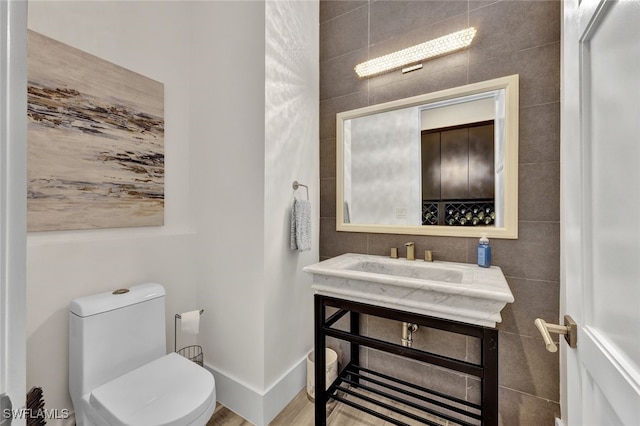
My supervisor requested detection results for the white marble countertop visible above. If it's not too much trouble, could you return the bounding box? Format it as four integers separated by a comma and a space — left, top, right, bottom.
303, 253, 514, 328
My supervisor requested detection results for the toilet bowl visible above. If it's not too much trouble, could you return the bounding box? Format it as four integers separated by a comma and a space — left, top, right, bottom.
69, 283, 216, 426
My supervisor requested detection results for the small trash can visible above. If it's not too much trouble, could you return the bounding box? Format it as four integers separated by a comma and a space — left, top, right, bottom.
177, 345, 203, 366
306, 348, 338, 401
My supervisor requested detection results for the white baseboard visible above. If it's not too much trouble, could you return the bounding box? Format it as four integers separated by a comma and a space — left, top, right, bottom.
204, 364, 264, 425
263, 357, 308, 424
204, 356, 307, 426
555, 417, 565, 426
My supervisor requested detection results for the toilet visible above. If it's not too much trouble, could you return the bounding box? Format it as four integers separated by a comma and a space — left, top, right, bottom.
69, 283, 216, 426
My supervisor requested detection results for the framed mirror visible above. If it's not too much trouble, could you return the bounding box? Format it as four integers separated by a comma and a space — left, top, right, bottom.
337, 74, 519, 239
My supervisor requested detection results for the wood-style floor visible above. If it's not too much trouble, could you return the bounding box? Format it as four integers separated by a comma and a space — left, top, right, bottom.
207, 388, 450, 425
207, 390, 331, 426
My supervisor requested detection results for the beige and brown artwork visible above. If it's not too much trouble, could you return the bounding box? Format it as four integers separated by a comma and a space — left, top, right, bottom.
27, 30, 164, 231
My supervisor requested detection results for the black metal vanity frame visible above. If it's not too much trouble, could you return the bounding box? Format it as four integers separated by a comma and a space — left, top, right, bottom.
314, 294, 498, 426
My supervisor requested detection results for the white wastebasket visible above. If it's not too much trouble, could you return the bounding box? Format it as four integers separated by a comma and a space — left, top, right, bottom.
306, 348, 338, 401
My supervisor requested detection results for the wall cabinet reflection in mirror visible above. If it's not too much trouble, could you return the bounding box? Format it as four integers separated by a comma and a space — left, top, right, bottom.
337, 75, 519, 239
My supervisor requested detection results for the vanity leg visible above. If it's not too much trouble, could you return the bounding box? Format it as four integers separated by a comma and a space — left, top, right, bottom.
314, 295, 327, 426
350, 310, 360, 384
482, 328, 499, 426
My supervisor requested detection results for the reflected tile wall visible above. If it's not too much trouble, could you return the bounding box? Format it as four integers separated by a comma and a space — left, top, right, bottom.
319, 1, 561, 424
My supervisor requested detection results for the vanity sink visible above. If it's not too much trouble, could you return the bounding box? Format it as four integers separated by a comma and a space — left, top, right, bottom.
303, 253, 514, 327
344, 259, 464, 283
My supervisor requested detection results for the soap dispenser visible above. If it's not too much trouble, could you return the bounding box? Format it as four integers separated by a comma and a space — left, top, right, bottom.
477, 235, 491, 268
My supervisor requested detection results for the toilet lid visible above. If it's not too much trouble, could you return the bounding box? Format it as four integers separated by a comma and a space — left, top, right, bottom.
89, 352, 215, 426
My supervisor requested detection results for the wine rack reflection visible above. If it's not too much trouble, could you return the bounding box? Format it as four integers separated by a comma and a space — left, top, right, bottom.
422, 202, 439, 225
422, 200, 495, 226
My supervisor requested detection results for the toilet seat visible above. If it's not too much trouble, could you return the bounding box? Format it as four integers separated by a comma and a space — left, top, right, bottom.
88, 352, 215, 426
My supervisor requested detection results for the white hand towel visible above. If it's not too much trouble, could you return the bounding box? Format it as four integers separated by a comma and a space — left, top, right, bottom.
180, 310, 200, 334
290, 198, 311, 252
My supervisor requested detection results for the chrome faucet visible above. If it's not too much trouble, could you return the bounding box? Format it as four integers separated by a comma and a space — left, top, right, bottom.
404, 242, 415, 260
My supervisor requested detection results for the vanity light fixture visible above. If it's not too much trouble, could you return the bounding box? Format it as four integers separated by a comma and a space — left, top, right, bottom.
354, 27, 477, 78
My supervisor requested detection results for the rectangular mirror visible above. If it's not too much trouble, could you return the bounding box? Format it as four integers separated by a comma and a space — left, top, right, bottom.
337, 74, 519, 239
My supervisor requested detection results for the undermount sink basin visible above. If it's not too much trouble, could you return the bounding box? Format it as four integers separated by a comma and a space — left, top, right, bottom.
303, 253, 514, 328
345, 259, 464, 283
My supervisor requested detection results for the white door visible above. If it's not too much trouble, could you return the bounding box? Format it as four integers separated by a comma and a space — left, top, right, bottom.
561, 0, 640, 425
0, 1, 28, 424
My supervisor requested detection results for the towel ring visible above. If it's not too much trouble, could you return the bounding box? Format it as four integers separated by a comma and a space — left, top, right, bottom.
292, 181, 309, 200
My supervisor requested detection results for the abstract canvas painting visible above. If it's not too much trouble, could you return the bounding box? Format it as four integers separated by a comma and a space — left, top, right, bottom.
27, 30, 165, 231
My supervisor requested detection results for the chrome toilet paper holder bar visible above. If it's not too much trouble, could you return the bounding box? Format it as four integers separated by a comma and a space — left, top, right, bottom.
175, 309, 204, 320
174, 309, 204, 352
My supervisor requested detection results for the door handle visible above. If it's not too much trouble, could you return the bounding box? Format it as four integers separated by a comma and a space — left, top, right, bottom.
534, 315, 578, 352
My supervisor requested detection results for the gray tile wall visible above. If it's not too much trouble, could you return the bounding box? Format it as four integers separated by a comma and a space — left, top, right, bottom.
319, 1, 561, 424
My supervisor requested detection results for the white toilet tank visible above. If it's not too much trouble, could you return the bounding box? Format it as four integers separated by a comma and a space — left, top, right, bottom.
69, 283, 167, 404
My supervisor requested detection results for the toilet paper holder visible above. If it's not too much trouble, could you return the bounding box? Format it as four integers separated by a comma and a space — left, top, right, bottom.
174, 309, 204, 366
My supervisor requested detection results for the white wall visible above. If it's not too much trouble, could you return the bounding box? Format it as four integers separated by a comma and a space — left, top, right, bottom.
191, 2, 319, 423
263, 0, 319, 395
189, 0, 267, 393
26, 2, 319, 423
26, 1, 198, 415
420, 97, 495, 130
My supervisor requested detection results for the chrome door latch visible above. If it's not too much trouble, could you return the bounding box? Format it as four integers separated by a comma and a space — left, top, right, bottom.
534, 315, 578, 352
